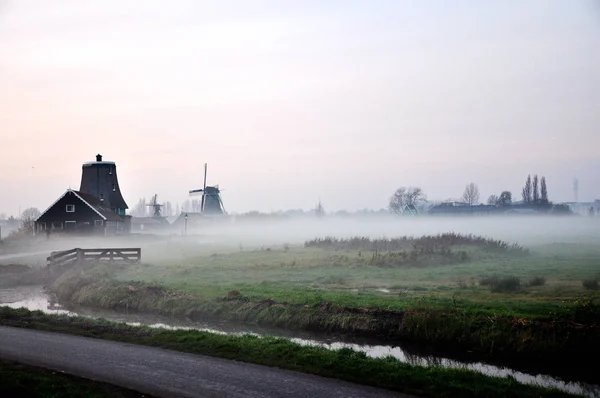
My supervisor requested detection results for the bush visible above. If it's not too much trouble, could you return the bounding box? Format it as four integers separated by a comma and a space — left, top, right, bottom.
481, 275, 522, 293
479, 275, 499, 286
528, 276, 546, 287
583, 278, 599, 291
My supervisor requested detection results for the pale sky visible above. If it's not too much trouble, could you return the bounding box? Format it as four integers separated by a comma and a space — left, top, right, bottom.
1, 0, 599, 216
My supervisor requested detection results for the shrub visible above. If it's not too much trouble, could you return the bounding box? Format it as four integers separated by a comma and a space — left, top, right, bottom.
528, 276, 546, 287
480, 275, 523, 292
479, 275, 499, 286
456, 279, 468, 289
490, 276, 521, 293
583, 278, 599, 291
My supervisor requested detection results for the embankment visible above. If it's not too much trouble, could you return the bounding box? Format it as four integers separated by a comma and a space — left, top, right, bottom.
0, 307, 581, 398
50, 270, 600, 380
0, 264, 48, 288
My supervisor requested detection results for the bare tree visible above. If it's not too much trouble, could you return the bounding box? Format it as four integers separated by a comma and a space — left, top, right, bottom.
487, 194, 500, 206
389, 187, 426, 214
522, 175, 532, 203
462, 183, 480, 206
21, 207, 41, 234
532, 175, 539, 204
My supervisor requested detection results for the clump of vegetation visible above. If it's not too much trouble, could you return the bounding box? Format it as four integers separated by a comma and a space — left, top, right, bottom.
305, 233, 529, 257
367, 249, 470, 268
479, 275, 499, 286
480, 275, 522, 293
528, 276, 546, 287
582, 278, 599, 291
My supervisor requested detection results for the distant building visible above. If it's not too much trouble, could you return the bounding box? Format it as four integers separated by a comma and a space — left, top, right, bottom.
428, 203, 498, 216
131, 216, 170, 232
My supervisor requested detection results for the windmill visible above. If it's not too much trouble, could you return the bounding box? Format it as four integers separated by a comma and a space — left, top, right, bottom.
146, 194, 163, 217
189, 163, 226, 214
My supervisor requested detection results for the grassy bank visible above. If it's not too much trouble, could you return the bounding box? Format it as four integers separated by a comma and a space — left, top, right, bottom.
0, 359, 149, 398
0, 307, 580, 398
50, 259, 600, 371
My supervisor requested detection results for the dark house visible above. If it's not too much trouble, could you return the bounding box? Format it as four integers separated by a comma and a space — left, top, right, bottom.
35, 189, 127, 235
35, 154, 131, 236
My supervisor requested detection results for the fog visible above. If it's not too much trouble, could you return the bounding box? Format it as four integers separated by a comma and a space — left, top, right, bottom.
3, 215, 596, 261
179, 215, 600, 248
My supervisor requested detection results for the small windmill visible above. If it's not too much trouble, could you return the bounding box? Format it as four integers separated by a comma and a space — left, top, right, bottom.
146, 194, 163, 217
189, 163, 226, 214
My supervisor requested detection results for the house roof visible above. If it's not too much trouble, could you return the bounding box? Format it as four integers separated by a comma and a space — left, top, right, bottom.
36, 189, 124, 222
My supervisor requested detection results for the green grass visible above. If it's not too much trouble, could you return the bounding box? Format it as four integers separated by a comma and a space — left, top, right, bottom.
0, 359, 149, 398
41, 233, 600, 386
0, 307, 580, 398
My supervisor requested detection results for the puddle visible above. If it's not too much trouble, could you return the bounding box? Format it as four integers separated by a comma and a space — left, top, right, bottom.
1, 285, 598, 397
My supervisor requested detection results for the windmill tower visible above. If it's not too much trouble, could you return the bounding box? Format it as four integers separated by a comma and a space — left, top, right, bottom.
189, 163, 226, 215
574, 178, 579, 203
146, 194, 163, 218
79, 154, 128, 215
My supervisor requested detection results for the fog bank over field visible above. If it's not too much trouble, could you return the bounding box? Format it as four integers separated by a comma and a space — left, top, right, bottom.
180, 216, 600, 248
3, 216, 598, 263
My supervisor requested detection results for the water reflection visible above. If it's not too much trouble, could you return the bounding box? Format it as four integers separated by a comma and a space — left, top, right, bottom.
1, 286, 598, 398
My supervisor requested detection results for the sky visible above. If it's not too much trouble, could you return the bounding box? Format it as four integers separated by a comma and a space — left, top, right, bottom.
1, 0, 599, 216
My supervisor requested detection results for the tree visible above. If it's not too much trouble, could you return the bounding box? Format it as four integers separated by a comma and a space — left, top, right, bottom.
389, 187, 426, 214
314, 200, 325, 218
20, 207, 41, 234
522, 175, 532, 203
540, 177, 549, 205
532, 175, 539, 204
487, 194, 500, 206
462, 183, 480, 206
499, 191, 512, 206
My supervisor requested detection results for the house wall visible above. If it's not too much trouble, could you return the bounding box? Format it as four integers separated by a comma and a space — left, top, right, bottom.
36, 191, 108, 235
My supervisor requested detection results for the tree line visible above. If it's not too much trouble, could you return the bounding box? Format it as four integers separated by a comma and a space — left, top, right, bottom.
389, 174, 554, 214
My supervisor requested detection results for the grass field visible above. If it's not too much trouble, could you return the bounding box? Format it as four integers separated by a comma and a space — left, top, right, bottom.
106, 232, 600, 318
45, 228, 600, 383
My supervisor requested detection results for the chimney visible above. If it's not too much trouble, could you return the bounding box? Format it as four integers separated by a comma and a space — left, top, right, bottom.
96, 154, 102, 162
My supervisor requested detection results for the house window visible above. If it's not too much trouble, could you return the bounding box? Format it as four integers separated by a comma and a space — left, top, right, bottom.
66, 204, 75, 212
112, 184, 116, 191
64, 221, 76, 230
95, 220, 103, 226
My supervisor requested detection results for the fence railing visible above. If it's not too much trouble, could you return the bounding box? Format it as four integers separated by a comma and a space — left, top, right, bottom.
47, 248, 141, 269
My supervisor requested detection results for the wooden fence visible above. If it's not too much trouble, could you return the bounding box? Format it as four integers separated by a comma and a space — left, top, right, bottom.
47, 248, 141, 269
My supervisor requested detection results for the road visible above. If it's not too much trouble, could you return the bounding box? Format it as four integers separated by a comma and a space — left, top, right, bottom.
0, 326, 409, 398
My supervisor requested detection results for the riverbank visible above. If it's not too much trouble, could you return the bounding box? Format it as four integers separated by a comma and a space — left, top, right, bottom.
0, 306, 580, 398
50, 268, 600, 383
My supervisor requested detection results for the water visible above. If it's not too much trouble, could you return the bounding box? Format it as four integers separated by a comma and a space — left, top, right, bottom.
1, 285, 598, 397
